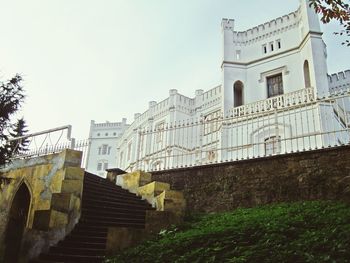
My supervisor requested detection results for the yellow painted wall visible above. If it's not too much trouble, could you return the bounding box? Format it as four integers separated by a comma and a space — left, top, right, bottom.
0, 149, 84, 262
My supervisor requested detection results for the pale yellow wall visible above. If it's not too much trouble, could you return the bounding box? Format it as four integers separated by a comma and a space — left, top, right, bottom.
0, 149, 83, 262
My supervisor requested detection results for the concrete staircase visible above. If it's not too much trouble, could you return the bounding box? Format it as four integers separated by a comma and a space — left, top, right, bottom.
30, 172, 154, 263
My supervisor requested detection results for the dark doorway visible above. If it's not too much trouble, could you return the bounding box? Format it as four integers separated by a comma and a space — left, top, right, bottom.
3, 183, 31, 263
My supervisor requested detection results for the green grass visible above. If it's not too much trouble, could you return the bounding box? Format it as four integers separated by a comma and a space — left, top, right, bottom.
106, 201, 350, 263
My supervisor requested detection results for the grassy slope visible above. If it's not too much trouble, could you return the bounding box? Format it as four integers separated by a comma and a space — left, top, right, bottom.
107, 201, 350, 263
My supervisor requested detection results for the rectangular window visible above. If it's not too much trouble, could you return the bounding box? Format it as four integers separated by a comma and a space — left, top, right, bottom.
235, 50, 241, 60
155, 122, 165, 143
140, 133, 144, 153
277, 39, 281, 49
127, 142, 132, 160
97, 162, 102, 171
98, 147, 101, 155
262, 44, 267, 54
267, 74, 283, 98
119, 151, 124, 167
103, 162, 108, 170
270, 42, 274, 52
102, 144, 108, 155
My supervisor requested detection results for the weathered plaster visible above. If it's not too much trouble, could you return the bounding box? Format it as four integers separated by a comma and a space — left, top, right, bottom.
0, 149, 84, 262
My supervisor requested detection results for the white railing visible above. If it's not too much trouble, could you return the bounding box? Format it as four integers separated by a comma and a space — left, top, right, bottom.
5, 126, 90, 168
125, 89, 350, 172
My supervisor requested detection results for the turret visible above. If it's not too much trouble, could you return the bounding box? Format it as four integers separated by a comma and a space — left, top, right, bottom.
221, 18, 235, 62
299, 0, 322, 36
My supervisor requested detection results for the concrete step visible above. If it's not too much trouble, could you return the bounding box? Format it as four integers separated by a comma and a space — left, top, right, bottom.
49, 246, 105, 256
83, 185, 140, 199
83, 179, 128, 192
29, 260, 64, 263
82, 192, 147, 205
40, 253, 105, 263
81, 213, 145, 222
70, 229, 107, 239
65, 234, 107, 244
57, 240, 106, 250
82, 209, 146, 219
82, 188, 142, 200
78, 220, 146, 228
81, 205, 152, 217
82, 199, 151, 210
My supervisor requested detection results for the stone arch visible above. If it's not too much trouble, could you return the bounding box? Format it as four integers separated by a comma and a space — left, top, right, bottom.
303, 60, 311, 88
233, 81, 244, 107
3, 182, 31, 263
250, 122, 292, 156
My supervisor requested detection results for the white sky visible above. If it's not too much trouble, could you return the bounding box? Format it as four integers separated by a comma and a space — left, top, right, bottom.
0, 0, 349, 139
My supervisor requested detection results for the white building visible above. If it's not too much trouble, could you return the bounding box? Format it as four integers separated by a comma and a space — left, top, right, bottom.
86, 0, 350, 173
85, 119, 129, 176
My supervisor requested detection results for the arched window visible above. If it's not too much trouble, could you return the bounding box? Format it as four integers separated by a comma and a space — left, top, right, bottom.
303, 60, 311, 88
233, 81, 244, 107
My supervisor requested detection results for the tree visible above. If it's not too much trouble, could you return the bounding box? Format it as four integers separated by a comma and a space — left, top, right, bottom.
9, 118, 30, 155
0, 75, 26, 165
309, 0, 350, 46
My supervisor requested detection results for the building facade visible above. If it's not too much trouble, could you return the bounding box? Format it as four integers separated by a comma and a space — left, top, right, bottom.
85, 119, 129, 176
86, 0, 350, 174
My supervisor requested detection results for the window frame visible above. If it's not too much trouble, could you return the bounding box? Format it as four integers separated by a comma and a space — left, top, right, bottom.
101, 144, 108, 155
266, 73, 284, 98
262, 44, 267, 54
204, 111, 221, 135
235, 50, 241, 60
264, 136, 281, 155
127, 141, 132, 160
155, 122, 165, 143
276, 39, 281, 49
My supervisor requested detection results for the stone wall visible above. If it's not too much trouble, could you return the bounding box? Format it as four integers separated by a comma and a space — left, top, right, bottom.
151, 146, 350, 213
0, 149, 84, 262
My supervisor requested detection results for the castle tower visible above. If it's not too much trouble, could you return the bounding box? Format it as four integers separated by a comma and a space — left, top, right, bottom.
221, 0, 329, 115
298, 0, 329, 97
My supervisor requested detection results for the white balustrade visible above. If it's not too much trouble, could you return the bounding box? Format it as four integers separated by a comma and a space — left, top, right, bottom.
229, 87, 315, 117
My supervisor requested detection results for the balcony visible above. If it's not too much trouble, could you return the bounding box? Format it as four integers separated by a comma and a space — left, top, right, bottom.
228, 87, 315, 117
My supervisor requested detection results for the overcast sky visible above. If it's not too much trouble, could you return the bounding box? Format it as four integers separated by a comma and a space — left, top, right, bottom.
0, 0, 349, 139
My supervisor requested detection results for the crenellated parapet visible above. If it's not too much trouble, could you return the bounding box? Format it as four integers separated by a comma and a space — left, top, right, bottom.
221, 18, 234, 31
197, 85, 222, 111
114, 85, 222, 171
91, 119, 127, 129
129, 86, 221, 129
328, 70, 350, 94
233, 9, 300, 45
